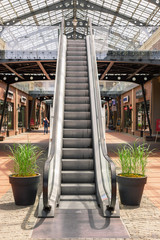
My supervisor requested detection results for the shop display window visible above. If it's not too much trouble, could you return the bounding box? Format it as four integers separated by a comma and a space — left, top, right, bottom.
7, 102, 14, 129
36, 108, 40, 126
124, 105, 132, 128
1, 101, 14, 130
0, 100, 3, 115
41, 111, 45, 125
18, 105, 26, 127
136, 101, 150, 131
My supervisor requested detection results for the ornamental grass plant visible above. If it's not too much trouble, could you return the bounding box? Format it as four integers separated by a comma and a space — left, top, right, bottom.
9, 143, 43, 177
117, 142, 152, 177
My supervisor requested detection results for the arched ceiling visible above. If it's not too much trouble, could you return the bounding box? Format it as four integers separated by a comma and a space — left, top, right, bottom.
0, 0, 160, 51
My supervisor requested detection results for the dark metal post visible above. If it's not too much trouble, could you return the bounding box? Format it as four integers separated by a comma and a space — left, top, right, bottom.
0, 83, 9, 132
28, 97, 35, 131
141, 83, 152, 136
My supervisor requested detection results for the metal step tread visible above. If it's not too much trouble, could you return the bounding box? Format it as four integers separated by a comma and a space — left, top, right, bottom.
65, 97, 90, 103
61, 183, 95, 194
67, 56, 87, 61
62, 170, 94, 174
63, 138, 92, 140
63, 129, 92, 138
61, 183, 95, 187
64, 112, 91, 120
65, 90, 89, 96
62, 159, 94, 170
64, 104, 90, 110
66, 66, 88, 71
66, 61, 87, 66
64, 120, 91, 129
65, 83, 89, 87
63, 148, 93, 150
63, 137, 92, 148
60, 195, 96, 201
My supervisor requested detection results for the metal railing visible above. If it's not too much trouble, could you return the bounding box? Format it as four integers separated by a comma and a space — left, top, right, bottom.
87, 18, 117, 211
38, 19, 66, 216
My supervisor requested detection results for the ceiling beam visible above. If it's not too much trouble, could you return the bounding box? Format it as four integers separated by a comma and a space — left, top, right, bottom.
127, 64, 148, 80
66, 31, 86, 39
3, 0, 66, 26
147, 0, 160, 7
2, 0, 145, 27
78, 0, 144, 26
100, 62, 114, 80
1, 63, 24, 80
37, 61, 51, 80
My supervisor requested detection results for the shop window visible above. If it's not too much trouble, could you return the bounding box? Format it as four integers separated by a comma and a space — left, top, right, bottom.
41, 111, 45, 125
0, 101, 14, 131
0, 100, 3, 115
124, 105, 132, 128
7, 102, 14, 130
36, 108, 40, 126
18, 106, 26, 128
136, 101, 150, 131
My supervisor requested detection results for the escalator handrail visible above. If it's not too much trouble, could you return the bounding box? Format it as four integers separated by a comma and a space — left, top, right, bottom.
42, 19, 66, 210
88, 18, 116, 210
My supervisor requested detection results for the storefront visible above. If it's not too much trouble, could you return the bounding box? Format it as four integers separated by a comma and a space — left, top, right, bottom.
121, 81, 151, 137
0, 100, 14, 133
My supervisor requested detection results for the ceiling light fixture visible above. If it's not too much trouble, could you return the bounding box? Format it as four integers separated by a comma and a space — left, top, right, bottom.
72, 18, 78, 27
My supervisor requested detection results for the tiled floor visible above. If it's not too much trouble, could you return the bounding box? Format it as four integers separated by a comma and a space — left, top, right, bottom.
0, 129, 49, 199
0, 129, 160, 239
106, 131, 160, 210
1, 129, 160, 210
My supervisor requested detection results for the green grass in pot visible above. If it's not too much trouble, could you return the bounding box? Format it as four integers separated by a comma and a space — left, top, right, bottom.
9, 143, 43, 177
117, 142, 152, 177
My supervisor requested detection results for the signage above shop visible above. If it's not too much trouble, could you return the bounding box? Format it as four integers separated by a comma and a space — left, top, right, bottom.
123, 96, 129, 103
7, 90, 13, 99
156, 119, 160, 132
20, 96, 27, 103
136, 90, 145, 99
112, 105, 117, 112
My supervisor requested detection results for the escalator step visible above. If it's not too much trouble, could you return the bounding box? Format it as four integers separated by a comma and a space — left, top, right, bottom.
64, 104, 90, 112
63, 138, 92, 148
64, 111, 91, 120
64, 120, 91, 129
61, 170, 94, 183
63, 129, 92, 138
62, 148, 93, 159
61, 183, 95, 195
62, 159, 94, 170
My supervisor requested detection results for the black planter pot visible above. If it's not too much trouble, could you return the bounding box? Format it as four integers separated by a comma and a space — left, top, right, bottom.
9, 174, 40, 206
117, 174, 147, 206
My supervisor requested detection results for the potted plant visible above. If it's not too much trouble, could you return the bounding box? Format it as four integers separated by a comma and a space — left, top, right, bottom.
116, 142, 151, 206
9, 143, 43, 206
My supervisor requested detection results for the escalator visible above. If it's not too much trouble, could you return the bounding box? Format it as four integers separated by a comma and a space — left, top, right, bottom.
38, 20, 119, 218
62, 39, 95, 200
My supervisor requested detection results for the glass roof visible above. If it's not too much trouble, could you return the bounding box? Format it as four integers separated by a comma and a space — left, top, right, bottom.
0, 0, 160, 51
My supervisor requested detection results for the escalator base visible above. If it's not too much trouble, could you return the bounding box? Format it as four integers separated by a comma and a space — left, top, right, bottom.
33, 209, 129, 238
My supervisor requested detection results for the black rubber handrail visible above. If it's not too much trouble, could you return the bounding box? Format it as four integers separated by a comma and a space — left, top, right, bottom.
88, 18, 117, 210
